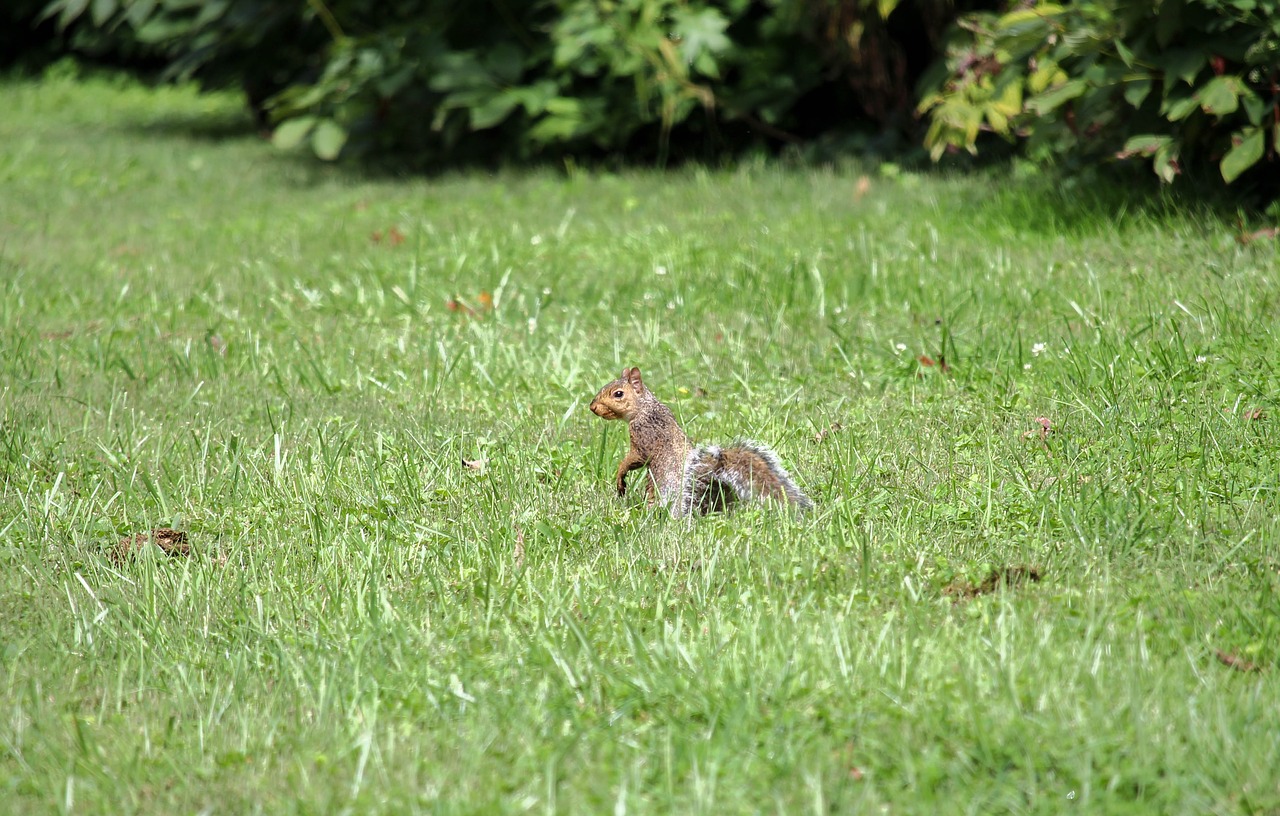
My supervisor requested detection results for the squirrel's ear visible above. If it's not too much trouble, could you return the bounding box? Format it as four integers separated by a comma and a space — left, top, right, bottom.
626, 367, 644, 388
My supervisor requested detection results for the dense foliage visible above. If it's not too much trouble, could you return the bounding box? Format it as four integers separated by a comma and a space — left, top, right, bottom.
37, 0, 973, 163
1, 0, 62, 69
920, 1, 1280, 189
19, 0, 1280, 199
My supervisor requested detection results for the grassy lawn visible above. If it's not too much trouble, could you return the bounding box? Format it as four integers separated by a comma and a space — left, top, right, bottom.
2, 69, 1279, 814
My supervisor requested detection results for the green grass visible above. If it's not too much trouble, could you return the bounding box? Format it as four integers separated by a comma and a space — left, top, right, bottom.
2, 68, 1279, 814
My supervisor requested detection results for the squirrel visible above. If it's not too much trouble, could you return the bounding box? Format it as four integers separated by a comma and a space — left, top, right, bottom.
589, 367, 812, 517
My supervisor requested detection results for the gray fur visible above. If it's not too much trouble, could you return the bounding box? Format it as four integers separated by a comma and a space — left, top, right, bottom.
674, 439, 812, 518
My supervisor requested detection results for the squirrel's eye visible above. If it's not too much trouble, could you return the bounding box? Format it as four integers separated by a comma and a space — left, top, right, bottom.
613, 390, 624, 399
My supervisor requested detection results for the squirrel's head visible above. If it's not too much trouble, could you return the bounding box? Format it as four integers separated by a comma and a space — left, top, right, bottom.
590, 367, 646, 420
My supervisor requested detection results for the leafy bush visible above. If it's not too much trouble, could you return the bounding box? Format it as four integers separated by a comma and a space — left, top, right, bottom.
43, 0, 980, 164
2, 0, 71, 70
919, 1, 1280, 189
41, 0, 334, 127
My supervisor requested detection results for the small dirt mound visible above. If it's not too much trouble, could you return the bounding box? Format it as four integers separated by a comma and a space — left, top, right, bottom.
944, 565, 1043, 600
110, 528, 190, 564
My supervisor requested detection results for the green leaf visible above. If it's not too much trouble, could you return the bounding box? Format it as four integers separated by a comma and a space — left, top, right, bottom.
996, 5, 1063, 31
1117, 135, 1181, 184
1026, 79, 1086, 114
1154, 142, 1180, 184
89, 0, 116, 26
1162, 94, 1199, 121
429, 51, 489, 93
1123, 78, 1152, 108
1159, 49, 1205, 86
192, 0, 229, 28
672, 7, 730, 65
1221, 128, 1264, 183
529, 114, 584, 143
311, 119, 347, 161
374, 66, 416, 99
510, 80, 559, 116
271, 116, 316, 150
484, 42, 525, 85
877, 0, 900, 18
1242, 92, 1264, 126
529, 98, 589, 143
124, 0, 158, 28
1195, 76, 1239, 116
54, 0, 91, 28
1027, 60, 1061, 94
1156, 1, 1182, 48
985, 80, 1022, 133
469, 93, 519, 130
1115, 40, 1135, 68
1120, 135, 1172, 157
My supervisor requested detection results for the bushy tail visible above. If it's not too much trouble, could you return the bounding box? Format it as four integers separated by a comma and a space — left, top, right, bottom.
677, 440, 812, 517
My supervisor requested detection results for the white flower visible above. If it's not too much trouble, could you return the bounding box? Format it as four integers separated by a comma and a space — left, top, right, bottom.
895, 342, 907, 352
1196, 355, 1208, 364
1024, 363, 1032, 370
1031, 342, 1046, 356
655, 265, 668, 276
530, 234, 543, 245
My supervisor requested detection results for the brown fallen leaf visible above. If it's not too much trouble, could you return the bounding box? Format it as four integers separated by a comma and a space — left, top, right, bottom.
917, 354, 952, 375
447, 293, 494, 317
371, 226, 406, 246
111, 528, 190, 564
813, 421, 843, 444
1236, 227, 1279, 245
945, 565, 1043, 600
854, 175, 872, 202
513, 526, 525, 568
446, 298, 478, 316
1242, 407, 1265, 421
1214, 649, 1261, 673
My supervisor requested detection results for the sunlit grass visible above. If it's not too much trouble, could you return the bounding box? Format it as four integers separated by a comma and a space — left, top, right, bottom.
1, 68, 1278, 814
